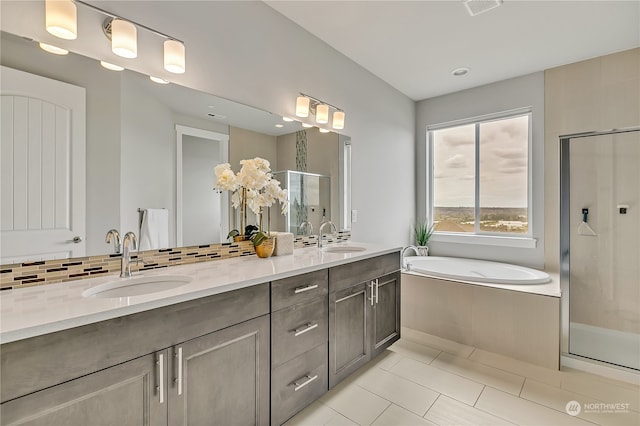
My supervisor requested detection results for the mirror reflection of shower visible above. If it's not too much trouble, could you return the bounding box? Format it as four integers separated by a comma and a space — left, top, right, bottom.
273, 171, 332, 236
560, 127, 640, 371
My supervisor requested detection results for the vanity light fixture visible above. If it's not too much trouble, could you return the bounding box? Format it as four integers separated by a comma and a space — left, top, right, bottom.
149, 76, 170, 84
45, 0, 77, 40
39, 42, 69, 55
295, 93, 346, 129
296, 96, 310, 117
315, 104, 329, 124
100, 60, 124, 71
332, 111, 345, 130
164, 39, 186, 74
65, 1, 187, 73
110, 18, 137, 58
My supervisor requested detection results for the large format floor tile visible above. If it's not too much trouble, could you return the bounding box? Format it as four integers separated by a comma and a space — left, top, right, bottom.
431, 351, 525, 395
423, 395, 515, 426
320, 382, 390, 425
389, 357, 484, 406
521, 379, 640, 426
475, 386, 595, 426
371, 404, 437, 426
354, 366, 439, 416
286, 332, 640, 426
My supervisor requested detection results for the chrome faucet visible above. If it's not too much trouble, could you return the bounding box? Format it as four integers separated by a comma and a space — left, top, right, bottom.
317, 221, 337, 249
401, 245, 419, 270
105, 229, 121, 254
120, 232, 138, 278
299, 221, 314, 236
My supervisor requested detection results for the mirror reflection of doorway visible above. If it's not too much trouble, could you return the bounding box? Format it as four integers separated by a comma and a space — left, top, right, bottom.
176, 125, 229, 246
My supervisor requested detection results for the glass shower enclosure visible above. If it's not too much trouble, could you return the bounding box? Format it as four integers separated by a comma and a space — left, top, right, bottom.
560, 127, 640, 371
272, 170, 331, 235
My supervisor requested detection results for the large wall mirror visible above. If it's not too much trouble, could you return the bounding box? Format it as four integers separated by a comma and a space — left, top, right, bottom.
0, 30, 351, 263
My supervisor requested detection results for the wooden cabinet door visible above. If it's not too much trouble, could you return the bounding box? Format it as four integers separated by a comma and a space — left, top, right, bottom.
328, 282, 371, 388
168, 315, 270, 426
0, 351, 167, 426
371, 272, 401, 358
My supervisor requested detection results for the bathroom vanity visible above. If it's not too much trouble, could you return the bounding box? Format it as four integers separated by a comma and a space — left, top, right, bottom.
0, 244, 401, 426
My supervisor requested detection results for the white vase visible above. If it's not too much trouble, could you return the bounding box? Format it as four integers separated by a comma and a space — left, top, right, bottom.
416, 246, 429, 256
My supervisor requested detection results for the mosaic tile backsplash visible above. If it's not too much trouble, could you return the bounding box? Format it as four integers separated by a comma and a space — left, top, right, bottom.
0, 231, 351, 290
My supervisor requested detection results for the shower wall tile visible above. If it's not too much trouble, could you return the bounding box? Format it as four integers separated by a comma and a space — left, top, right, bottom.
544, 47, 640, 273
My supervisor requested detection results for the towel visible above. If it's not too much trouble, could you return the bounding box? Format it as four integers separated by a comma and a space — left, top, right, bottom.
272, 232, 294, 256
139, 209, 169, 251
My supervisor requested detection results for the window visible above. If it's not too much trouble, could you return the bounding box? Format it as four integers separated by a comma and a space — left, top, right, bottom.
428, 109, 531, 237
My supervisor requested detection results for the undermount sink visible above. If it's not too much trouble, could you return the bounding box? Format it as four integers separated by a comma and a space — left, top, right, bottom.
82, 275, 192, 299
323, 245, 367, 254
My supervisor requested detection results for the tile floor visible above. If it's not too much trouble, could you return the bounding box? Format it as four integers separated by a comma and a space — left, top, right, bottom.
285, 328, 640, 426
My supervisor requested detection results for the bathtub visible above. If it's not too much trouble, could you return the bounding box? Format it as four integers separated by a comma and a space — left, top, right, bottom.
401, 255, 560, 369
404, 256, 551, 285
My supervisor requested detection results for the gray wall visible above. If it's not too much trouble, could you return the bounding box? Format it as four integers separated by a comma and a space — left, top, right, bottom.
416, 72, 545, 268
182, 135, 221, 246
0, 0, 416, 246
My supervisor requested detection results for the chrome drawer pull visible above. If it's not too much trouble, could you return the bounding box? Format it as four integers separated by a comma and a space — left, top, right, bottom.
294, 322, 318, 336
293, 374, 319, 392
294, 284, 318, 294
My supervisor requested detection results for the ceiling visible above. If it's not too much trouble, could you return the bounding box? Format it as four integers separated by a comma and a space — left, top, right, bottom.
265, 0, 640, 101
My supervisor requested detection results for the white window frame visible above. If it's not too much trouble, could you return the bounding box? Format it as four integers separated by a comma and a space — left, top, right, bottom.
426, 107, 536, 249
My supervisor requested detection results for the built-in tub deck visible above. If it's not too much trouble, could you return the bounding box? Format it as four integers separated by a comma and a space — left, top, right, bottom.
402, 256, 560, 370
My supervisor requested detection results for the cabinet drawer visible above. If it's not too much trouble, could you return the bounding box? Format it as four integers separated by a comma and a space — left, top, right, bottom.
271, 344, 328, 426
271, 270, 328, 311
329, 252, 400, 293
272, 297, 328, 367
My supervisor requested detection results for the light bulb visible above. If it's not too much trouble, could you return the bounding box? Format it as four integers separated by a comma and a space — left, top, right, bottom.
319, 128, 330, 133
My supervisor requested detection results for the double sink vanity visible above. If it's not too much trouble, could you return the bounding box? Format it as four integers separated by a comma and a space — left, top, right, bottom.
0, 243, 401, 426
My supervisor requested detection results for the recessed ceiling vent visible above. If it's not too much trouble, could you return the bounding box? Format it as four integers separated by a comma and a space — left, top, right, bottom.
463, 0, 503, 17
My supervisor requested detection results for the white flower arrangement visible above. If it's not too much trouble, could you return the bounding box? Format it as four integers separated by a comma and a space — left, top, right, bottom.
213, 157, 289, 233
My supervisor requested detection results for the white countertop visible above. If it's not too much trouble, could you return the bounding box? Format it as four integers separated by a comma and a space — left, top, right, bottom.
0, 242, 400, 344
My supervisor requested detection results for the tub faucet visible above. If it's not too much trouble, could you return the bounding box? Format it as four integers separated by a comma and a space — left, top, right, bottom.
317, 221, 337, 248
401, 245, 419, 270
120, 232, 138, 278
105, 229, 121, 254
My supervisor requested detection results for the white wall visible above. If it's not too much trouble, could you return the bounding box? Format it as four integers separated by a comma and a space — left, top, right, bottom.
416, 72, 545, 268
0, 0, 415, 247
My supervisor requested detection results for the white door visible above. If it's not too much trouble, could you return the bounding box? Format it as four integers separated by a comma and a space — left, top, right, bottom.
1, 66, 86, 263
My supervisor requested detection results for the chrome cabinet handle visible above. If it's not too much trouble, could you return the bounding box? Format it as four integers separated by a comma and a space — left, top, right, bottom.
294, 284, 318, 294
157, 353, 164, 404
294, 322, 318, 337
369, 281, 375, 306
174, 346, 183, 396
375, 279, 379, 304
293, 374, 319, 392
